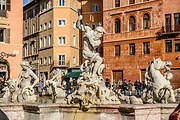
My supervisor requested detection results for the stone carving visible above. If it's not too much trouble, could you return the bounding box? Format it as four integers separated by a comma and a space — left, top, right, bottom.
142, 58, 175, 103
11, 61, 38, 102
45, 68, 66, 102
67, 11, 120, 110
0, 79, 15, 102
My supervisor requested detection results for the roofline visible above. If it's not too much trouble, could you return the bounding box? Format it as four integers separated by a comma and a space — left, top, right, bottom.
23, 0, 40, 10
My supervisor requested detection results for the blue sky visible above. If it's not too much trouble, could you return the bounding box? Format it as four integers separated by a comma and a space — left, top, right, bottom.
23, 0, 28, 6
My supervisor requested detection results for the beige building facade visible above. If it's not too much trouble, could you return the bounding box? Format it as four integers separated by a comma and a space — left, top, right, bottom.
23, 0, 81, 80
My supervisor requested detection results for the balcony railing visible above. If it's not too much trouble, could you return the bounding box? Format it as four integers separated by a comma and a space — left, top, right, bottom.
162, 25, 180, 33
51, 60, 70, 68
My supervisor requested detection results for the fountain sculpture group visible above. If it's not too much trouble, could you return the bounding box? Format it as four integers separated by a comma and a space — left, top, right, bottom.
0, 13, 177, 111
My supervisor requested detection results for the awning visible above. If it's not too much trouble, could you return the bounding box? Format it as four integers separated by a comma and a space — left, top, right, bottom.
63, 72, 82, 78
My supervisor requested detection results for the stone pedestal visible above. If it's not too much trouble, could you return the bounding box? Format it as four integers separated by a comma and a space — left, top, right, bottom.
0, 103, 24, 120
0, 103, 177, 120
119, 104, 177, 120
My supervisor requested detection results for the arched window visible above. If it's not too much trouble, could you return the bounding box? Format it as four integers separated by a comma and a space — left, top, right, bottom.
115, 18, 121, 33
129, 16, 136, 31
143, 13, 150, 29
115, 0, 120, 7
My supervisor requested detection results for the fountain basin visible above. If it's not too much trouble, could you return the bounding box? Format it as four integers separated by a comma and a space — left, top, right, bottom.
0, 103, 177, 120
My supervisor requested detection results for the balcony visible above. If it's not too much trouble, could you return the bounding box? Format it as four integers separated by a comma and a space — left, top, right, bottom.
163, 25, 180, 33
104, 28, 160, 43
51, 60, 70, 68
156, 25, 180, 39
0, 10, 7, 17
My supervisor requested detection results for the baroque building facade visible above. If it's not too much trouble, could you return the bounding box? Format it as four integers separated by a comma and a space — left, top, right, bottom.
0, 0, 23, 80
103, 0, 180, 88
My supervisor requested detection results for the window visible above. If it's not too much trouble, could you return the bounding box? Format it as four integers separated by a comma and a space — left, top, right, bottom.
49, 21, 52, 28
25, 13, 27, 19
58, 36, 66, 45
92, 4, 98, 12
44, 57, 47, 64
143, 13, 150, 29
143, 42, 150, 54
50, 0, 52, 8
33, 8, 36, 17
115, 18, 121, 33
40, 38, 42, 48
129, 44, 135, 55
115, 0, 120, 7
40, 24, 43, 31
25, 27, 28, 36
59, 0, 65, 6
143, 0, 149, 2
32, 24, 35, 33
44, 0, 47, 10
165, 40, 172, 53
58, 55, 65, 65
73, 56, 76, 64
44, 36, 47, 47
73, 22, 76, 29
73, 35, 76, 47
174, 13, 180, 31
129, 0, 135, 4
49, 34, 52, 46
24, 44, 28, 57
165, 14, 171, 32
44, 23, 47, 30
40, 4, 43, 12
73, 0, 75, 8
45, 24, 48, 31
49, 56, 52, 64
115, 45, 120, 56
58, 20, 66, 26
31, 42, 35, 55
0, 28, 5, 42
175, 40, 180, 52
40, 58, 43, 64
92, 24, 98, 30
129, 16, 136, 31
0, 0, 6, 10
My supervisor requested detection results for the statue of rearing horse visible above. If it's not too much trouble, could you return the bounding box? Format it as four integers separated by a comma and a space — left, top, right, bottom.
143, 58, 176, 103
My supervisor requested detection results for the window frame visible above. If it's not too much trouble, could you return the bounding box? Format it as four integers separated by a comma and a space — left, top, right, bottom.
115, 18, 121, 33
58, 19, 66, 26
58, 36, 66, 45
143, 42, 150, 54
115, 0, 120, 7
165, 40, 172, 53
59, 0, 65, 6
129, 43, 135, 55
129, 16, 136, 32
115, 45, 120, 57
73, 35, 76, 47
143, 13, 150, 30
175, 39, 180, 52
92, 4, 98, 12
58, 55, 66, 65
